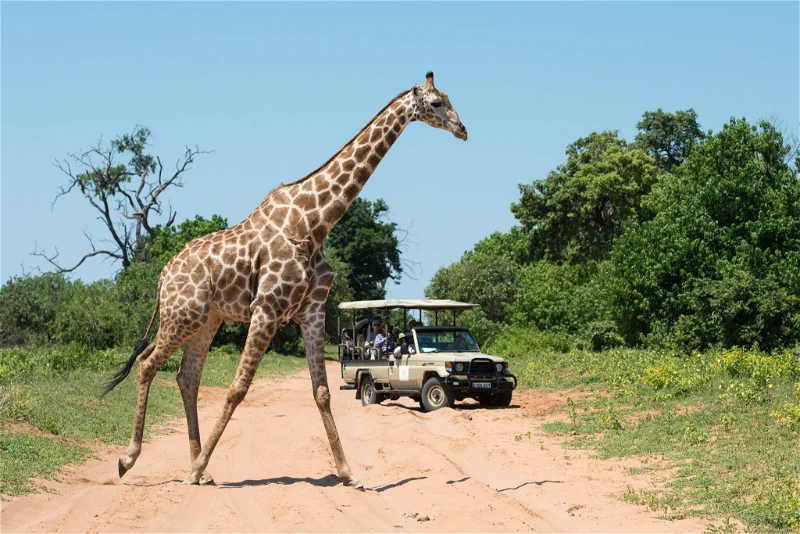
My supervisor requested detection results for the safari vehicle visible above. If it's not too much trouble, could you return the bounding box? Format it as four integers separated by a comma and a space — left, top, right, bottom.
336, 299, 517, 412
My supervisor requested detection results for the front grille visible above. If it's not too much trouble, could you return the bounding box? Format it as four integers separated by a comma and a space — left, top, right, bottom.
469, 360, 495, 374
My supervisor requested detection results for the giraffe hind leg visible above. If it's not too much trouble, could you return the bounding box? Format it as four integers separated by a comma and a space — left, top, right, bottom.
176, 316, 222, 485
118, 333, 184, 477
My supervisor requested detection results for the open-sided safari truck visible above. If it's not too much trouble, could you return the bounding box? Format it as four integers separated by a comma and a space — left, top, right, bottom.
336, 299, 517, 412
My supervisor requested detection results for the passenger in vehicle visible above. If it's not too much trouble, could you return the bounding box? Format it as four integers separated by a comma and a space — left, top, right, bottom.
365, 319, 387, 359
405, 319, 418, 338
387, 327, 400, 350
393, 332, 416, 358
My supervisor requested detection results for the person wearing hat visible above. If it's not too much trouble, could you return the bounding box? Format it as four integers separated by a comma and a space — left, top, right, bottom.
393, 332, 416, 358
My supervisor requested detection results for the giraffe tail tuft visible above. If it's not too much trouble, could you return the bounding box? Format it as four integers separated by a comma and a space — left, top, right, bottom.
100, 338, 152, 398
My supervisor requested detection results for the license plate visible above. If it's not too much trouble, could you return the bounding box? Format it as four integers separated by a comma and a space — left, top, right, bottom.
473, 382, 492, 389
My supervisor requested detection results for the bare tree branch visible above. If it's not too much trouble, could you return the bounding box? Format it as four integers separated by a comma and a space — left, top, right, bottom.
32, 236, 123, 274
34, 126, 210, 274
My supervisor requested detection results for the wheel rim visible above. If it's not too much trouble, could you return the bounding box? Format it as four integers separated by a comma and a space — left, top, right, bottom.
427, 385, 444, 407
363, 383, 374, 402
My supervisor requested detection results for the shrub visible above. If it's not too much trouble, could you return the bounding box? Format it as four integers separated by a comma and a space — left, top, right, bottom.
0, 273, 69, 344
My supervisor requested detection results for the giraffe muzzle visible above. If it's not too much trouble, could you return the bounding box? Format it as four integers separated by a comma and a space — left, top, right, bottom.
455, 122, 468, 141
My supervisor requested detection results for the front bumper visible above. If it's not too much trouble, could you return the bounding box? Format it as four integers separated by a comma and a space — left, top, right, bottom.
444, 374, 517, 391
444, 358, 517, 391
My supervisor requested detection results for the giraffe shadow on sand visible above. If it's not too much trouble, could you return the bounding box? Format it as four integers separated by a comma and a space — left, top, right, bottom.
219, 474, 427, 492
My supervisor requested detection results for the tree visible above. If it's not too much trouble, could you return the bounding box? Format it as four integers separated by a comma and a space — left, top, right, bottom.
609, 118, 800, 350
325, 198, 402, 301
34, 126, 210, 273
425, 253, 520, 323
634, 108, 705, 171
470, 227, 531, 265
511, 131, 658, 264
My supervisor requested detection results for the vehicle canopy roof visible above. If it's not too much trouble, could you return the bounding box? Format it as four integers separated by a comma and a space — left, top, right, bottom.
337, 299, 476, 311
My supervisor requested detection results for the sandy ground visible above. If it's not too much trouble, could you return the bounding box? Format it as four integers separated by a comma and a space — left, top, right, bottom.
2, 361, 711, 533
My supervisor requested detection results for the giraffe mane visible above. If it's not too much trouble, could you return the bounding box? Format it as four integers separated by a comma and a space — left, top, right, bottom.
279, 89, 412, 188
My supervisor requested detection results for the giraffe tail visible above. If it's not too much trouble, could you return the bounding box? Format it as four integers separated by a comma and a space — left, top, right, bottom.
100, 280, 162, 398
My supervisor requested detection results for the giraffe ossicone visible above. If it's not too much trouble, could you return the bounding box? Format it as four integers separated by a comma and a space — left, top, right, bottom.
104, 71, 467, 489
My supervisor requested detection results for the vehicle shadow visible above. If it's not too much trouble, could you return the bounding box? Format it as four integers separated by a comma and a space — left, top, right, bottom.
497, 480, 563, 492
454, 403, 521, 411
382, 402, 520, 412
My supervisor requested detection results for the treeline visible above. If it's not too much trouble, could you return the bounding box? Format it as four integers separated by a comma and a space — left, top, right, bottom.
427, 112, 800, 353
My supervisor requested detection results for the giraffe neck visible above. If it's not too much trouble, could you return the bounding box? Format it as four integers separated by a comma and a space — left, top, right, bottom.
253, 91, 416, 250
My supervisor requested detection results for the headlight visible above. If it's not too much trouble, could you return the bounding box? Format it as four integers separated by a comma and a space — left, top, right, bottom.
495, 363, 504, 373
454, 362, 465, 373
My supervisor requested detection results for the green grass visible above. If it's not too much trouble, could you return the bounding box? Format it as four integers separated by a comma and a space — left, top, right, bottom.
0, 432, 91, 496
496, 345, 800, 532
0, 343, 308, 497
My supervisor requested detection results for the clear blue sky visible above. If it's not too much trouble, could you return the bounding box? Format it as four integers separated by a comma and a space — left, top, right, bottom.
2, 2, 798, 300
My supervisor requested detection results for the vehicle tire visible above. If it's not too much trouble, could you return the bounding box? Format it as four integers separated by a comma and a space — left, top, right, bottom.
420, 377, 454, 412
360, 376, 379, 407
479, 391, 512, 407
477, 393, 494, 406
494, 390, 513, 407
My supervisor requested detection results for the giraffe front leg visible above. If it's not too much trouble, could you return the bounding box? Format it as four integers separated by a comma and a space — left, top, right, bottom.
298, 305, 363, 491
182, 309, 276, 485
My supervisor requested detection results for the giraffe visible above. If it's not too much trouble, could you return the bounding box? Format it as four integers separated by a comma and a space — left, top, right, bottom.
102, 71, 467, 489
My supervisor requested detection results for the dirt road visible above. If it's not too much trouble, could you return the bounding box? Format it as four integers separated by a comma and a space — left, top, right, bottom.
2, 361, 708, 533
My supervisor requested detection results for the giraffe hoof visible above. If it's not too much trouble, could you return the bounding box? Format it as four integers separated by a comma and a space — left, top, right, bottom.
343, 477, 364, 491
118, 460, 128, 478
182, 476, 200, 485
199, 472, 215, 485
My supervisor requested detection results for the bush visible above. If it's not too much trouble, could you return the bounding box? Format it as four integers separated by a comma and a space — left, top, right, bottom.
56, 280, 126, 350
485, 325, 574, 359
0, 273, 70, 345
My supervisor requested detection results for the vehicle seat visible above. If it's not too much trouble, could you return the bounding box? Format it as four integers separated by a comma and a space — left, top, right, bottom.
354, 334, 366, 360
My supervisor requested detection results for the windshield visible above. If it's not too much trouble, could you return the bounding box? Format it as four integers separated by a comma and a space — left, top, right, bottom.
416, 329, 480, 353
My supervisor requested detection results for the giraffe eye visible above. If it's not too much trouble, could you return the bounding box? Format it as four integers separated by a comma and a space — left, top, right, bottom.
431, 101, 443, 108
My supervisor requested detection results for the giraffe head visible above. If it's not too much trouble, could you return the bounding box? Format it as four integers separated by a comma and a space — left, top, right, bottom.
411, 71, 468, 141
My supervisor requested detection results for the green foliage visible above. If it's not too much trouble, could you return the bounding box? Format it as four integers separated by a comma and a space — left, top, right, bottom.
0, 273, 69, 345
512, 261, 599, 333
324, 247, 355, 339
471, 227, 531, 264
634, 108, 705, 171
457, 309, 502, 348
511, 131, 658, 264
609, 119, 800, 350
145, 214, 228, 266
325, 198, 402, 301
112, 261, 163, 343
55, 279, 127, 349
426, 252, 520, 323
